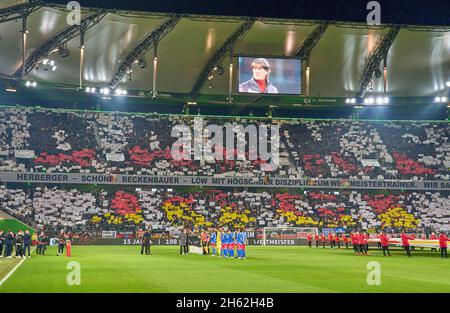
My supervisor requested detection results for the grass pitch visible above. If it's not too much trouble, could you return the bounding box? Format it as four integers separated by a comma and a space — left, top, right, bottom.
0, 246, 449, 293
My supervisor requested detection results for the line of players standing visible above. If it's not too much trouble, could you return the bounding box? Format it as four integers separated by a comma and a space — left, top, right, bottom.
180, 228, 248, 260
0, 229, 75, 258
305, 231, 448, 258
0, 230, 33, 258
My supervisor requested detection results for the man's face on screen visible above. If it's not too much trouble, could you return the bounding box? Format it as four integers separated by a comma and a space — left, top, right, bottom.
252, 65, 269, 81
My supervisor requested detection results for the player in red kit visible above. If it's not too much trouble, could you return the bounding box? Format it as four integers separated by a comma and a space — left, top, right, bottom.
439, 232, 448, 259
321, 233, 326, 248
328, 232, 334, 248
379, 232, 391, 256
342, 233, 349, 249
335, 233, 341, 249
401, 232, 412, 257
358, 232, 367, 255
363, 232, 369, 255
351, 232, 359, 254
307, 233, 312, 248
314, 233, 319, 248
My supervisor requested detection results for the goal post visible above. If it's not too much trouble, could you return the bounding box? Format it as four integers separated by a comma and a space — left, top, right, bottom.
262, 226, 319, 246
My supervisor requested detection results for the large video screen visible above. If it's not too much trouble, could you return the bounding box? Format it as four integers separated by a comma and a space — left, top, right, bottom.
237, 56, 301, 95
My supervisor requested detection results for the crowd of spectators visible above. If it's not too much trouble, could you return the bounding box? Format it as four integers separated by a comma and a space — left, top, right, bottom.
0, 107, 448, 180
0, 185, 448, 234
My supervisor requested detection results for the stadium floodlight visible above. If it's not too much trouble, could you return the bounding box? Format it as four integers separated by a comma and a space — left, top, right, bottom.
42, 59, 49, 65
26, 81, 37, 88
376, 97, 384, 105
26, 81, 31, 87
364, 98, 375, 104
435, 96, 442, 103
100, 88, 110, 95
115, 89, 127, 96
446, 81, 450, 87
52, 66, 58, 71
441, 97, 447, 103
345, 98, 350, 104
91, 88, 96, 93
384, 97, 390, 104
85, 87, 91, 93
49, 60, 55, 66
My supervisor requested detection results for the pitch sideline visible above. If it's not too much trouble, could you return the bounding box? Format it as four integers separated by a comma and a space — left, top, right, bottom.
0, 248, 35, 287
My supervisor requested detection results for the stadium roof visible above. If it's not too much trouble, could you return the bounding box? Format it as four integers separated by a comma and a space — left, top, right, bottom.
1, 0, 450, 103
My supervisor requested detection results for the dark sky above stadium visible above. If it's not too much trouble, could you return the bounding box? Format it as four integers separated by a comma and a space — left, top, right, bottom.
44, 0, 450, 26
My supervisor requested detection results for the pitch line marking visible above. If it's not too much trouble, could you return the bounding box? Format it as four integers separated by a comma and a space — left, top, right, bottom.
0, 248, 35, 287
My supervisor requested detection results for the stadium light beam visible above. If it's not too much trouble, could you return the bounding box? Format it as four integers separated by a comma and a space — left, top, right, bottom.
228, 56, 233, 103
305, 66, 310, 97
25, 80, 37, 88
21, 16, 27, 78
100, 88, 110, 95
153, 53, 158, 98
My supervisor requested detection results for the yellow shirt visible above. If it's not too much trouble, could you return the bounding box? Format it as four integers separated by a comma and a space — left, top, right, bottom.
216, 231, 221, 246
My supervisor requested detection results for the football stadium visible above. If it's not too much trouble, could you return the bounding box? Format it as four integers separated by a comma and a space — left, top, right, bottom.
0, 0, 449, 300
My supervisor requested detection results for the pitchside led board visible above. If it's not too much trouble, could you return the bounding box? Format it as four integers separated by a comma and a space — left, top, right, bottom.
237, 56, 301, 95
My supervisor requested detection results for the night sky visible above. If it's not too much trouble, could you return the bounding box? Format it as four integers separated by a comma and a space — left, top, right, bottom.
43, 0, 450, 26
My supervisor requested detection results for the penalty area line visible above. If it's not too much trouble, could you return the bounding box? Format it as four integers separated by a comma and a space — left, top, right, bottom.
0, 248, 35, 287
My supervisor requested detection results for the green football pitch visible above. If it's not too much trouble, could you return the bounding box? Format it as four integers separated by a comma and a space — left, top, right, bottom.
0, 245, 449, 293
